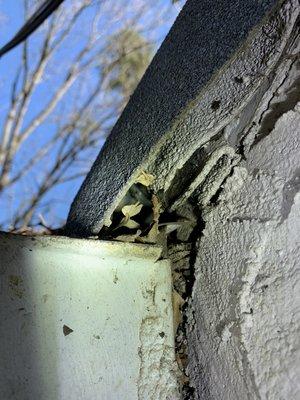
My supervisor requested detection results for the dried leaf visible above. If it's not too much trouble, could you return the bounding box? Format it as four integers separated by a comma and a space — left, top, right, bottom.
120, 218, 140, 229
135, 171, 155, 187
136, 195, 162, 244
121, 202, 143, 218
115, 202, 143, 230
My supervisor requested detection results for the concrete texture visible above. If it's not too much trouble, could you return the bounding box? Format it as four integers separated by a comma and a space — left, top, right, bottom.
66, 0, 288, 236
0, 233, 178, 400
186, 18, 300, 400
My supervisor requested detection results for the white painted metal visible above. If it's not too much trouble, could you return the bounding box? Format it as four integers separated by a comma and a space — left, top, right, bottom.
0, 233, 178, 400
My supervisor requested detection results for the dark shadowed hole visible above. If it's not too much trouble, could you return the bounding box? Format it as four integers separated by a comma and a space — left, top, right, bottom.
211, 100, 221, 110
234, 76, 244, 84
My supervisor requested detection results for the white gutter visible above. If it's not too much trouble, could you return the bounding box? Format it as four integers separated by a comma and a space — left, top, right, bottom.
0, 233, 179, 399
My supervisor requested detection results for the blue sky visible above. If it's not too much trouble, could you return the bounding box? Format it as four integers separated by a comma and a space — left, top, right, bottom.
0, 0, 183, 229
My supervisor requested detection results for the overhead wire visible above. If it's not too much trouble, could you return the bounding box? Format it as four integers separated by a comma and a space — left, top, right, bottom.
0, 0, 66, 58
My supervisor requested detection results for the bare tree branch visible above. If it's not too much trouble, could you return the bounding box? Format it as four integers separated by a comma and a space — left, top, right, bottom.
0, 0, 179, 229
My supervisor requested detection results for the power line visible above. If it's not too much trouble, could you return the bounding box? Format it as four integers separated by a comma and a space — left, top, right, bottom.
0, 0, 65, 58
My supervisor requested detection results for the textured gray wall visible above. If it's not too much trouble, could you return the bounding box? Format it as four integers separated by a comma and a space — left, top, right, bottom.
188, 54, 300, 399
66, 0, 279, 236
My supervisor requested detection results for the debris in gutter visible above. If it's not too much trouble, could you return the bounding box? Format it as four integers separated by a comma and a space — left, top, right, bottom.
100, 174, 166, 244
116, 202, 143, 230
135, 170, 155, 187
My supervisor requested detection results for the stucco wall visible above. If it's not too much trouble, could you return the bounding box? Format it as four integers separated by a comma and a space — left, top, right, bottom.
187, 28, 300, 400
